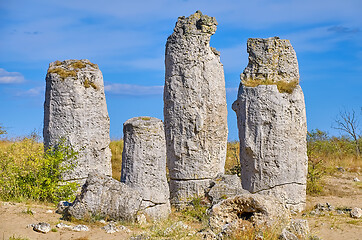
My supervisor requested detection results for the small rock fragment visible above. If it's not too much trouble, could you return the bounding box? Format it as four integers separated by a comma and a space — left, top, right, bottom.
350, 207, 362, 218
353, 177, 360, 182
46, 210, 53, 214
102, 222, 118, 234
55, 223, 72, 229
33, 222, 51, 234
72, 224, 89, 232
118, 225, 132, 233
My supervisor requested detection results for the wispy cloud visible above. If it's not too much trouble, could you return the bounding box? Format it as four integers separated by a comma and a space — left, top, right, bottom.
0, 68, 25, 84
15, 86, 44, 97
105, 83, 163, 96
328, 26, 360, 34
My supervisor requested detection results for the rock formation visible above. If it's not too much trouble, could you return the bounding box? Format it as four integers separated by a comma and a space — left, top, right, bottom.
209, 194, 291, 235
232, 37, 308, 212
43, 59, 112, 183
65, 173, 142, 221
164, 10, 228, 205
205, 174, 249, 205
121, 117, 171, 219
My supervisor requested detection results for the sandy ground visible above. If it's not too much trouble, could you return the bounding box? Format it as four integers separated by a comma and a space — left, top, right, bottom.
0, 171, 361, 240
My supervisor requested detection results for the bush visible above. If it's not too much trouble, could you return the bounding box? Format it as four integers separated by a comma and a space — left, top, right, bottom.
0, 137, 78, 203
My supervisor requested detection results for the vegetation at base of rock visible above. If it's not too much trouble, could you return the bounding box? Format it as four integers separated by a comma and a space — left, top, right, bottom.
228, 223, 281, 240
0, 136, 78, 203
242, 78, 299, 94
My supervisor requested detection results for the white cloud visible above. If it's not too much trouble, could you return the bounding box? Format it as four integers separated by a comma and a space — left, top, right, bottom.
0, 68, 25, 84
15, 86, 44, 97
105, 83, 163, 96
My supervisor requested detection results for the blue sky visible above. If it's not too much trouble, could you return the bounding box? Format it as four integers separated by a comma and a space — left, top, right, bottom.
0, 0, 361, 140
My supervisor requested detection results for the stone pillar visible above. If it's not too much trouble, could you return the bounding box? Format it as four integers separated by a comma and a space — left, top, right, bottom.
43, 59, 112, 183
121, 117, 170, 219
232, 37, 308, 212
164, 11, 228, 205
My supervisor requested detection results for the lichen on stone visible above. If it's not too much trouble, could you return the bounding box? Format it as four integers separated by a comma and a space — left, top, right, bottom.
47, 59, 98, 81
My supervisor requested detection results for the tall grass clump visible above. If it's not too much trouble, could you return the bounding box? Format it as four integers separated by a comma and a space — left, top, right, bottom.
0, 136, 78, 203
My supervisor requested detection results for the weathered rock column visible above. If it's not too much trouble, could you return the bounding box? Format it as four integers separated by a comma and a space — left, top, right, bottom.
43, 59, 112, 183
164, 11, 228, 205
121, 117, 171, 219
232, 37, 308, 212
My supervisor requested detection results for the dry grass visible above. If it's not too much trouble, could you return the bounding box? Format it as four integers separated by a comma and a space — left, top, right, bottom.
242, 78, 299, 94
47, 67, 77, 79
110, 139, 123, 181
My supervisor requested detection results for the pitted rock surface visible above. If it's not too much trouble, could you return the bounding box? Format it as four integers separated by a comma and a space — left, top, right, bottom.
241, 37, 299, 84
121, 117, 170, 219
65, 173, 142, 221
43, 59, 111, 183
232, 38, 307, 212
164, 11, 228, 205
209, 194, 291, 234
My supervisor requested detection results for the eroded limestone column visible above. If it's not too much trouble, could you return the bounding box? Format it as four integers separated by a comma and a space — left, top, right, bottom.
121, 117, 170, 219
232, 37, 308, 212
43, 59, 112, 183
164, 11, 228, 205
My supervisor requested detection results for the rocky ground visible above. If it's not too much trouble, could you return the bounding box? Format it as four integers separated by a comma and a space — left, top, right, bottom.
0, 171, 361, 240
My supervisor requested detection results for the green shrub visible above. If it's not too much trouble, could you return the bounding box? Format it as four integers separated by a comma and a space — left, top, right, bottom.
0, 138, 78, 203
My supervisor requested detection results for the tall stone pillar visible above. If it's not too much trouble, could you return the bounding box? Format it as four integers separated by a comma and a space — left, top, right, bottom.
43, 59, 112, 183
121, 117, 170, 219
164, 11, 228, 205
232, 37, 308, 212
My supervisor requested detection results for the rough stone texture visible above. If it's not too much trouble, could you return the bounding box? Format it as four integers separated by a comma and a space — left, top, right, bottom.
164, 10, 228, 205
43, 59, 111, 182
121, 117, 170, 220
65, 173, 142, 221
205, 174, 249, 205
33, 222, 51, 233
232, 37, 307, 212
241, 37, 299, 83
209, 194, 291, 234
350, 207, 362, 218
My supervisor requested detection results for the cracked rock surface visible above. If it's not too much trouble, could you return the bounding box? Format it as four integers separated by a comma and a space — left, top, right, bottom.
164, 10, 228, 205
232, 38, 307, 212
43, 59, 112, 183
65, 173, 142, 221
121, 117, 170, 219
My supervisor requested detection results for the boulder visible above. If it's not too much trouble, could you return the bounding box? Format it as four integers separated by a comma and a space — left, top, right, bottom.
164, 10, 228, 205
209, 194, 291, 234
43, 59, 112, 183
65, 173, 142, 221
206, 174, 249, 205
232, 37, 307, 212
121, 117, 170, 219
